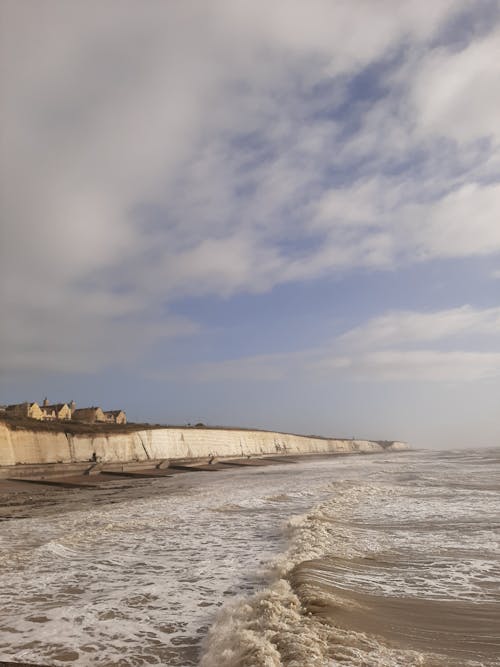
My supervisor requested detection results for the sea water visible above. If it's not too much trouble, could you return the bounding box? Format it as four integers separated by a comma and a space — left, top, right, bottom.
0, 449, 498, 666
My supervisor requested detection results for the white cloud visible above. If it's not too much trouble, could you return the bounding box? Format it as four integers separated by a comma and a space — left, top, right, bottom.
405, 183, 500, 259
173, 306, 500, 384
1, 1, 499, 374
311, 180, 500, 270
318, 350, 500, 382
411, 26, 500, 144
316, 306, 500, 382
337, 306, 500, 348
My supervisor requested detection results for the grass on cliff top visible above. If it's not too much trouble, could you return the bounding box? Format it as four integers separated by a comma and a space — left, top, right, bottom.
0, 415, 307, 437
0, 415, 394, 446
0, 415, 160, 435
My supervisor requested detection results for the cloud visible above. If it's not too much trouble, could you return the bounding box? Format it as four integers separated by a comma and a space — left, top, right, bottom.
315, 306, 500, 382
405, 183, 500, 260
336, 306, 500, 348
317, 350, 500, 382
1, 1, 499, 374
311, 179, 500, 272
0, 306, 198, 375
180, 306, 500, 384
411, 25, 500, 144
313, 306, 500, 382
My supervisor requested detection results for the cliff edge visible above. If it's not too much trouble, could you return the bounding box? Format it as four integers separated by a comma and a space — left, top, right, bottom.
0, 419, 409, 467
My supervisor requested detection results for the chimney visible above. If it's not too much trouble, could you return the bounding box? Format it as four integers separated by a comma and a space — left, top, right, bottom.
69, 400, 76, 413
42, 397, 49, 407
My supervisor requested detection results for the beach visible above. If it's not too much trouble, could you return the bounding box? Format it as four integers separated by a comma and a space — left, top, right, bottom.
0, 449, 499, 666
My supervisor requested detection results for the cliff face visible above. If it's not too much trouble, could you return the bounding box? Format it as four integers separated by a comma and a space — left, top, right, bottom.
0, 421, 409, 467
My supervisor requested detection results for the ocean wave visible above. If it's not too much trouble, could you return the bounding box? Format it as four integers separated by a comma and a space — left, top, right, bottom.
200, 472, 500, 666
199, 577, 442, 667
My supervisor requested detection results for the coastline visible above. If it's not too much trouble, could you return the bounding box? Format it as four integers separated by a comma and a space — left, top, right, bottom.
0, 417, 408, 469
0, 454, 311, 521
1, 450, 497, 666
0, 450, 410, 522
0, 418, 410, 515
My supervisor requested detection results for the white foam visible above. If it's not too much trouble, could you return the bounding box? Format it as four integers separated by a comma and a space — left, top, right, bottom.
199, 578, 443, 667
2, 450, 498, 666
200, 450, 500, 666
0, 459, 353, 665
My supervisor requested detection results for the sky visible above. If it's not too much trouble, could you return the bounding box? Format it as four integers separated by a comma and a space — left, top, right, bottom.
1, 0, 499, 449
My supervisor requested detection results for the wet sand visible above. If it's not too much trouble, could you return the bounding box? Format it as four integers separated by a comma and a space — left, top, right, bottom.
0, 457, 297, 522
0, 474, 195, 523
0, 480, 185, 524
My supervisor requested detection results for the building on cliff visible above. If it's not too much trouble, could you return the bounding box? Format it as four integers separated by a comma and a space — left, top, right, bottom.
104, 410, 127, 424
4, 399, 126, 424
72, 407, 106, 423
40, 403, 72, 421
5, 402, 44, 420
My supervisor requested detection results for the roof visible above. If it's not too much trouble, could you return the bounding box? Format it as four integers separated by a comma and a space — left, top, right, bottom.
6, 402, 39, 409
73, 407, 103, 414
42, 403, 69, 411
104, 410, 125, 416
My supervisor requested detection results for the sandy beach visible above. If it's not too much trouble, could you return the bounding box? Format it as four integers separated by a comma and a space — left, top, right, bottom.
0, 455, 300, 522
0, 469, 226, 523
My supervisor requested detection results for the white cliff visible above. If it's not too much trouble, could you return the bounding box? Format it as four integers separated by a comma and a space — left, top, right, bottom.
0, 421, 409, 467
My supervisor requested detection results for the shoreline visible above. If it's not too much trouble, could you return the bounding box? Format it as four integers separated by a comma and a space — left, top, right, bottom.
0, 418, 409, 469
0, 454, 309, 521
2, 450, 496, 666
0, 451, 403, 522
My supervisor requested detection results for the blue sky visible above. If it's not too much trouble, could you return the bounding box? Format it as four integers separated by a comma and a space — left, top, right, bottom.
1, 1, 499, 448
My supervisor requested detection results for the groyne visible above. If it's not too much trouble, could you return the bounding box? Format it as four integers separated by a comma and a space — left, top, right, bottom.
0, 420, 408, 473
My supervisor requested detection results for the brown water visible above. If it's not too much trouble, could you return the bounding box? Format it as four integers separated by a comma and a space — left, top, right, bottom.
201, 449, 500, 666
1, 449, 499, 666
293, 559, 499, 663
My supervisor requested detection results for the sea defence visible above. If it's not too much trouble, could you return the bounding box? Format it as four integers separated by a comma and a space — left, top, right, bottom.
0, 420, 408, 472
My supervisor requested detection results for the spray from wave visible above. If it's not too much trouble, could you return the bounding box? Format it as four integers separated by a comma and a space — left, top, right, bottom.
200, 470, 500, 667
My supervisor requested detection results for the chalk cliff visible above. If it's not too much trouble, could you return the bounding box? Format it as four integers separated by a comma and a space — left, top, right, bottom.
0, 421, 409, 467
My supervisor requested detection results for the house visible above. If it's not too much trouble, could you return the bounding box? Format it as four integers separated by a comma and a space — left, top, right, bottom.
72, 407, 106, 423
41, 403, 72, 421
42, 406, 56, 420
4, 399, 127, 424
104, 410, 127, 424
5, 402, 44, 420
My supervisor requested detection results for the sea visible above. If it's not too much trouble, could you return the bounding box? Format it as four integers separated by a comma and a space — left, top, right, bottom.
0, 448, 499, 666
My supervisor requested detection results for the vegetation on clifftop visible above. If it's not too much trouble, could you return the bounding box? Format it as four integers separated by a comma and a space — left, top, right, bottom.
0, 415, 355, 441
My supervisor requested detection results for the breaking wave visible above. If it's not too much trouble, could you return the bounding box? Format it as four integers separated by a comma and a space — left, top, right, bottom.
200, 456, 500, 667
